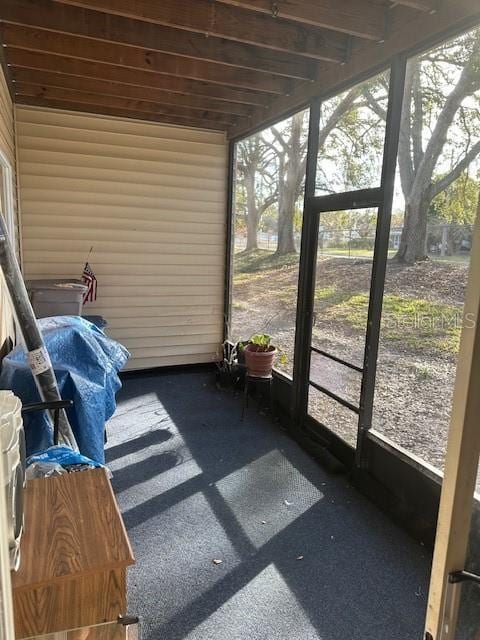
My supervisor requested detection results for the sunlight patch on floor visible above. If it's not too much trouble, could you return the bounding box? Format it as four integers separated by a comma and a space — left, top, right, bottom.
129, 491, 243, 618
115, 454, 202, 511
184, 563, 321, 640
215, 449, 324, 548
108, 392, 162, 437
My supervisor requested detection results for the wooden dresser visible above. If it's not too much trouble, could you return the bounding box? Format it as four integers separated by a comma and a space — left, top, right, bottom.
11, 468, 135, 639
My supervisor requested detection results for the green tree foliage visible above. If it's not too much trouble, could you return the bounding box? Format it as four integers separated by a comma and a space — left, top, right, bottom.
235, 27, 480, 263
316, 72, 389, 195
429, 171, 479, 224
394, 28, 480, 263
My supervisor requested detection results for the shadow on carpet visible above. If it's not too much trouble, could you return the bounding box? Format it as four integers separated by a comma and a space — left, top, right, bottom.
106, 370, 430, 640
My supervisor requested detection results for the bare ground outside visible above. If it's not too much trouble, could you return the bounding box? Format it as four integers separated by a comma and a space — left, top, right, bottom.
231, 249, 469, 473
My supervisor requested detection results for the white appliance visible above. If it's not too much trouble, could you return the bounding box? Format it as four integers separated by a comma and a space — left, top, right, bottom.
0, 391, 26, 570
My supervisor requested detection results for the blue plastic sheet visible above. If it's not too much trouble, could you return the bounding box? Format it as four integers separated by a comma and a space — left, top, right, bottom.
0, 316, 129, 463
27, 445, 104, 469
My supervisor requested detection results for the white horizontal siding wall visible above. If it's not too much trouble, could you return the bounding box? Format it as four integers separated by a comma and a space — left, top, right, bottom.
16, 106, 228, 370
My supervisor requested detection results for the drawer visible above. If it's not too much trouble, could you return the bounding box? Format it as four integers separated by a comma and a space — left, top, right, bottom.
22, 617, 140, 639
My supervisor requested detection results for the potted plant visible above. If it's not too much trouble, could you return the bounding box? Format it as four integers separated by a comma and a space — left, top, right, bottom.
244, 333, 277, 378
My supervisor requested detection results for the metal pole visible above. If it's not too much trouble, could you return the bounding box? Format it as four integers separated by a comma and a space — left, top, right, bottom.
0, 216, 78, 450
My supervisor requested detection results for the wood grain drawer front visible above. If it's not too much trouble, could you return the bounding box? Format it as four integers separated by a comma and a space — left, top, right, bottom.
17, 617, 139, 639
11, 469, 134, 639
13, 469, 134, 592
13, 568, 126, 638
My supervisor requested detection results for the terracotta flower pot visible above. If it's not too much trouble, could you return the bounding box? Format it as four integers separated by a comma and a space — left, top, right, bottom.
244, 344, 276, 378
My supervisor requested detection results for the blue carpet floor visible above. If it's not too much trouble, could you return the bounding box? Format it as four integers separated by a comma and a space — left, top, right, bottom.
105, 369, 431, 640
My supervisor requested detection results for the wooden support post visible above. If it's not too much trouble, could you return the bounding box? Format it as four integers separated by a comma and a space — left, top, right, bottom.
424, 197, 480, 638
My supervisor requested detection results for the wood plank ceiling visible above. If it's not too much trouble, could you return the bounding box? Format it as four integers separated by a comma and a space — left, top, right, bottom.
0, 0, 477, 138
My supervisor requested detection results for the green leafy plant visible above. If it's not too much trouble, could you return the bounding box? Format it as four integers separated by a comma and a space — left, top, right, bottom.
249, 333, 273, 352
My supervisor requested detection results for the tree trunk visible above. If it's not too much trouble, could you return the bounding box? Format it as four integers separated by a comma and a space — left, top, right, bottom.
395, 192, 430, 263
275, 113, 303, 255
276, 182, 297, 254
394, 37, 480, 263
244, 168, 259, 251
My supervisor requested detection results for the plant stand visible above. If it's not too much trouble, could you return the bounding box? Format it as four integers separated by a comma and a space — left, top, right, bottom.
241, 373, 273, 421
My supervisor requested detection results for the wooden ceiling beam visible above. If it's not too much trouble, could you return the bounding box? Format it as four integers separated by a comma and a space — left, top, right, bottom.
14, 82, 238, 126
215, 0, 386, 41
51, 0, 349, 61
16, 96, 228, 131
0, 0, 321, 80
1, 25, 293, 95
10, 68, 254, 117
6, 50, 270, 107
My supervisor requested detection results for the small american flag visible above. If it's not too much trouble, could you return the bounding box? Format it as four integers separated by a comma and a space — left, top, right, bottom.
82, 262, 97, 303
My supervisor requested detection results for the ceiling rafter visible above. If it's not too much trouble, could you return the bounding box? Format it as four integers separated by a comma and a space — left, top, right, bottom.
15, 83, 239, 126
215, 0, 387, 41
16, 95, 229, 131
50, 0, 349, 61
0, 0, 473, 133
1, 24, 294, 95
6, 50, 270, 107
0, 0, 327, 80
10, 68, 254, 117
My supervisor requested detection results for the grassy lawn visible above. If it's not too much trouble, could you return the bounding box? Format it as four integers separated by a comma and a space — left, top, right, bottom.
317, 248, 397, 259
235, 246, 471, 267
234, 249, 299, 273
430, 254, 470, 264
317, 248, 470, 264
233, 249, 463, 356
315, 287, 461, 354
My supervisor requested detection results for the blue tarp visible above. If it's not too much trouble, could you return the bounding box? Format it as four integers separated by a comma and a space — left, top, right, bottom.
27, 445, 104, 470
0, 316, 129, 463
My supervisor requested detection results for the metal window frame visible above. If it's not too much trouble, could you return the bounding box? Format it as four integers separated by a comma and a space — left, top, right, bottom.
291, 57, 407, 466
224, 19, 478, 471
223, 140, 236, 342
310, 346, 363, 374
291, 98, 321, 421
309, 380, 360, 415
225, 17, 480, 345
225, 58, 407, 466
356, 57, 407, 465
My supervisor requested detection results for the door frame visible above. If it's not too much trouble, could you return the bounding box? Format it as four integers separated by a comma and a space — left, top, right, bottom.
291, 57, 407, 467
0, 148, 15, 249
424, 198, 480, 640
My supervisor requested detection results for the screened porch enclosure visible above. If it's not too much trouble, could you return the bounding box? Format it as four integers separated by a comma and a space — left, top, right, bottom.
0, 1, 479, 639
230, 30, 480, 484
